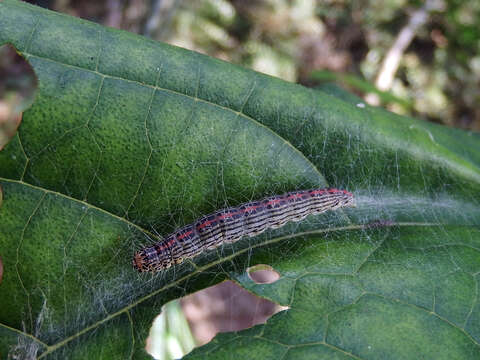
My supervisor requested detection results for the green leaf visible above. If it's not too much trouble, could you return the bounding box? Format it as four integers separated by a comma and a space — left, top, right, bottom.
1, 1, 479, 359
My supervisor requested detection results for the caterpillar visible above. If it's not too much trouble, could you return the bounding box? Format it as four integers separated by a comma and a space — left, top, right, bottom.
133, 188, 354, 272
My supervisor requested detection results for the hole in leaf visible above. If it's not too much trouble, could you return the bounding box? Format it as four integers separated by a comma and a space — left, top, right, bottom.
180, 281, 283, 346
246, 264, 280, 284
147, 280, 287, 355
146, 301, 196, 360
0, 44, 37, 150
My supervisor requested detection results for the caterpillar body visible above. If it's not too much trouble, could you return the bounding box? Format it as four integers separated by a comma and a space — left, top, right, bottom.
133, 188, 354, 272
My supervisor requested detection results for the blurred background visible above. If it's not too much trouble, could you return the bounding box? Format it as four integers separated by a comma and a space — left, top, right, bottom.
17, 0, 480, 130
1, 0, 479, 358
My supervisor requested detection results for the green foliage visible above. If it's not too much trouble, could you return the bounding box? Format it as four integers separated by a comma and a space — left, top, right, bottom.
166, 0, 480, 128
0, 1, 479, 359
310, 70, 413, 109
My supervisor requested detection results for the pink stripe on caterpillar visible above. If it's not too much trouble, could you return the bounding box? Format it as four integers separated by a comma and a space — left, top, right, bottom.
133, 188, 355, 272
176, 231, 193, 240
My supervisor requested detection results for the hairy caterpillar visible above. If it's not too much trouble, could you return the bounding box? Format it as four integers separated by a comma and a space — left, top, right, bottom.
133, 188, 354, 272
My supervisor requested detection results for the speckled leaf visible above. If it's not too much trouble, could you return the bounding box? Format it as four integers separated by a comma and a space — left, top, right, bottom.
0, 1, 479, 359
